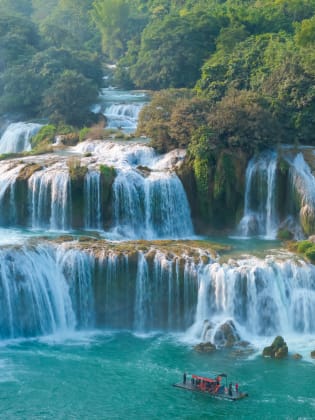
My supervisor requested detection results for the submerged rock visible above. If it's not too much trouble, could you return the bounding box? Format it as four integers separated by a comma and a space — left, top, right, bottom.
262, 336, 288, 359
292, 353, 302, 360
194, 342, 216, 353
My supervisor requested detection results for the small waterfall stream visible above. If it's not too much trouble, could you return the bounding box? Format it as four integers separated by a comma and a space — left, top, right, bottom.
238, 151, 278, 238
93, 88, 148, 133
0, 122, 42, 154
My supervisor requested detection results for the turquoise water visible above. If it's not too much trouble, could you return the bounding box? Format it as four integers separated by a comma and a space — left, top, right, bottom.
1, 332, 314, 419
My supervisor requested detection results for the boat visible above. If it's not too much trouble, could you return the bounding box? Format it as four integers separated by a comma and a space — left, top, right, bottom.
173, 373, 248, 401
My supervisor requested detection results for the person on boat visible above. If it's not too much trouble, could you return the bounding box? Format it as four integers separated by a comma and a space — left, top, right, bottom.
183, 372, 187, 384
228, 382, 233, 396
235, 383, 239, 394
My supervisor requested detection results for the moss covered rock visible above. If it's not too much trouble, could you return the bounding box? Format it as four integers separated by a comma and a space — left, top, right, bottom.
262, 336, 288, 359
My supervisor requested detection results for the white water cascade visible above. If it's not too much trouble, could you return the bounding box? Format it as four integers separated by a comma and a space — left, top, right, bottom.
93, 88, 148, 133
76, 140, 193, 239
288, 152, 315, 234
1, 242, 315, 341
28, 166, 71, 230
113, 170, 193, 239
0, 245, 76, 339
187, 255, 315, 344
238, 151, 279, 238
0, 122, 42, 154
84, 170, 102, 230
0, 163, 25, 225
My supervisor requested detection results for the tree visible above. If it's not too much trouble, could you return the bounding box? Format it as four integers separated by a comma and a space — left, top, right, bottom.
42, 70, 98, 126
206, 89, 283, 152
92, 0, 142, 60
169, 97, 212, 148
130, 11, 221, 89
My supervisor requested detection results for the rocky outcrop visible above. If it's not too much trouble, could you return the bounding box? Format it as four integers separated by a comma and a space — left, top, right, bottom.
213, 320, 241, 347
262, 336, 288, 359
194, 342, 216, 353
292, 353, 302, 360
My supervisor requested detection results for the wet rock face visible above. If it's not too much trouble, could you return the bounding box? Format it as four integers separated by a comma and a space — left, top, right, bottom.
262, 335, 288, 359
213, 320, 241, 348
201, 319, 241, 348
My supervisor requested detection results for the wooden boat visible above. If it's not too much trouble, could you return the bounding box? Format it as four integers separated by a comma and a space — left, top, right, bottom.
173, 373, 248, 401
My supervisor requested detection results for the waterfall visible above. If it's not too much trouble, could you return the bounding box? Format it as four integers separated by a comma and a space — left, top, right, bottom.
113, 169, 193, 239
0, 163, 24, 225
104, 104, 143, 132
95, 88, 148, 134
134, 252, 151, 332
28, 167, 71, 230
238, 151, 278, 238
0, 241, 315, 341
0, 245, 76, 338
84, 171, 102, 229
288, 153, 315, 233
0, 122, 42, 154
189, 256, 315, 342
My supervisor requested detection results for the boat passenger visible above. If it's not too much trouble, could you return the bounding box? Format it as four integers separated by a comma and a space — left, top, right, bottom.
235, 383, 239, 393
183, 372, 187, 384
228, 383, 233, 396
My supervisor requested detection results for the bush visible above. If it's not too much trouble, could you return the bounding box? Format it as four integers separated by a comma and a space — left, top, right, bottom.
67, 158, 88, 181
31, 124, 57, 148
305, 245, 315, 263
297, 240, 313, 253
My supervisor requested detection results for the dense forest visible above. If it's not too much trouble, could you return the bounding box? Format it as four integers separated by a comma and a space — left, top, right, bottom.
1, 0, 314, 134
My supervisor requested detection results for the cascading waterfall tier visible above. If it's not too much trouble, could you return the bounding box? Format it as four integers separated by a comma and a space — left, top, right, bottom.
0, 122, 42, 154
0, 240, 209, 338
237, 151, 278, 239
0, 141, 193, 238
1, 239, 315, 343
92, 88, 148, 133
238, 148, 315, 239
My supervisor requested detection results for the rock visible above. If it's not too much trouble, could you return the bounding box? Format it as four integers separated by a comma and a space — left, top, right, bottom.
213, 320, 241, 348
262, 336, 288, 359
310, 350, 315, 359
136, 165, 151, 177
194, 342, 216, 353
292, 353, 302, 360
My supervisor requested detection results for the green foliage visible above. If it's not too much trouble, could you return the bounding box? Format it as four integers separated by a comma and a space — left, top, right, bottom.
67, 158, 88, 181
99, 164, 116, 206
305, 245, 315, 262
297, 240, 313, 253
136, 89, 193, 152
0, 3, 102, 126
100, 164, 116, 180
42, 70, 98, 126
31, 125, 57, 148
129, 12, 221, 89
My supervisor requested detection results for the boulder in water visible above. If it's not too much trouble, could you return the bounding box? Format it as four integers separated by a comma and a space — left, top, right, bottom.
262, 336, 288, 359
292, 353, 302, 360
310, 350, 315, 359
194, 342, 216, 353
213, 320, 241, 348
